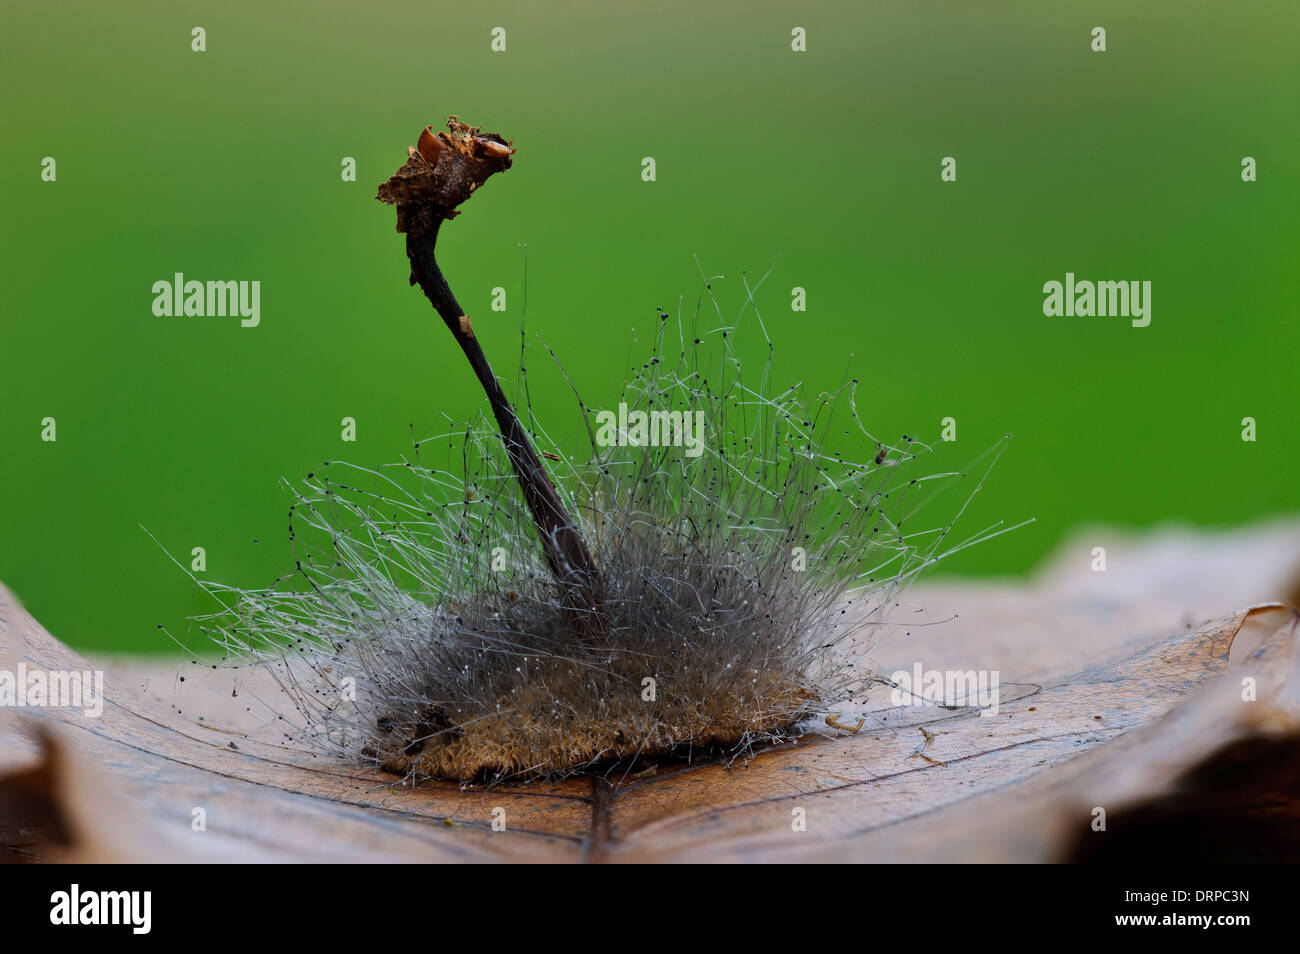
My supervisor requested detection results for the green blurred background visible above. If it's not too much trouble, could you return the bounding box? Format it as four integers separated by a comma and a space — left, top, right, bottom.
2, 1, 1296, 654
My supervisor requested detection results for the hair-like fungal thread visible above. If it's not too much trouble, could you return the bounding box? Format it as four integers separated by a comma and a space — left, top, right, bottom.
186, 117, 988, 783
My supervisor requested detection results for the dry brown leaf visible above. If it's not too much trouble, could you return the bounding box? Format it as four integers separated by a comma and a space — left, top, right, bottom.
3, 520, 1298, 862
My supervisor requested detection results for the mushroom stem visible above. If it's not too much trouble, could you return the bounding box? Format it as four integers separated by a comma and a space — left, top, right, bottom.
393, 154, 607, 642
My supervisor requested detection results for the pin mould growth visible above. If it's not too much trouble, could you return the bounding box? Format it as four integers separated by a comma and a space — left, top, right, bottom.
198, 115, 961, 783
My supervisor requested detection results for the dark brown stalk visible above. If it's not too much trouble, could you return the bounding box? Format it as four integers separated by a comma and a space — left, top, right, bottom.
377, 117, 607, 641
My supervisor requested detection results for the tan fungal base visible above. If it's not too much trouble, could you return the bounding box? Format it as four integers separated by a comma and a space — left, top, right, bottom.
370, 662, 818, 781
